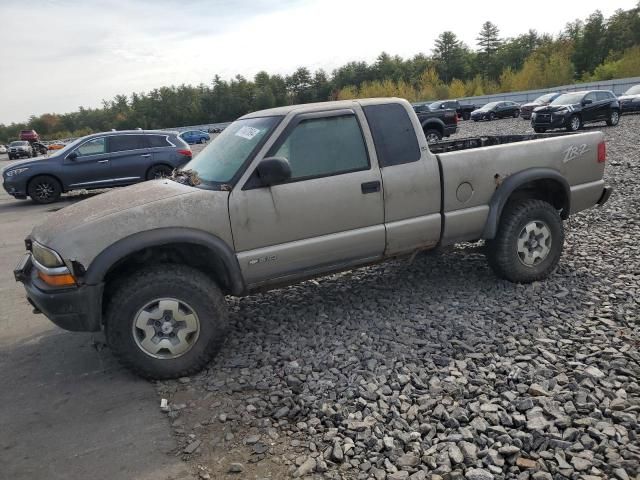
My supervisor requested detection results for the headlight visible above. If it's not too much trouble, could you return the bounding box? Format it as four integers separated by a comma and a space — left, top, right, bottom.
531, 113, 537, 119
32, 241, 64, 268
5, 167, 29, 177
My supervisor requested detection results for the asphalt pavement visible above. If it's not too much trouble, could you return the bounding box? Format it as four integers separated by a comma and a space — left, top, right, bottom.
0, 154, 194, 479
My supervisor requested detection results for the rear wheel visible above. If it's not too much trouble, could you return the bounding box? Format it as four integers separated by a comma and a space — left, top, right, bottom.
486, 199, 563, 283
567, 114, 581, 132
28, 175, 62, 204
105, 264, 229, 379
424, 129, 442, 144
146, 164, 173, 180
606, 109, 620, 126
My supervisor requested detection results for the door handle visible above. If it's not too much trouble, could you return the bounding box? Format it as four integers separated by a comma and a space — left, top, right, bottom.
97, 159, 109, 163
141, 154, 151, 158
361, 181, 381, 194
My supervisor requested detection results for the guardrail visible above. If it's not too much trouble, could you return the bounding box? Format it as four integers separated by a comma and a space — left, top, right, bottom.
454, 76, 640, 107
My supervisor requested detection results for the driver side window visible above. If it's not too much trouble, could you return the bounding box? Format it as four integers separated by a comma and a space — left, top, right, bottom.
269, 114, 369, 181
76, 137, 106, 157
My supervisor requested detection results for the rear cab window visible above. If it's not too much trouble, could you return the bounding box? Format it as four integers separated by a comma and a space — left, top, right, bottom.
363, 103, 421, 167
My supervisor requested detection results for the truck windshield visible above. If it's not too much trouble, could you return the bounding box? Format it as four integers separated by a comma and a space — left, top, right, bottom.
183, 116, 281, 186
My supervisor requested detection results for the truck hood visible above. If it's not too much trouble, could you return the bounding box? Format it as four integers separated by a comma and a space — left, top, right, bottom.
33, 180, 198, 245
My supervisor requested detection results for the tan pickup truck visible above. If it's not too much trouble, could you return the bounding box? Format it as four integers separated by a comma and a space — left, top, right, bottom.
14, 98, 612, 378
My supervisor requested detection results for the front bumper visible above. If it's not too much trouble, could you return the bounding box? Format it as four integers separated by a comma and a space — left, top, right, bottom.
14, 253, 103, 332
3, 177, 28, 197
531, 113, 570, 129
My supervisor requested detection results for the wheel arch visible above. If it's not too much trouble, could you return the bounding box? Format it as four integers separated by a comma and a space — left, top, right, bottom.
421, 118, 445, 136
27, 173, 65, 193
481, 168, 570, 239
84, 228, 246, 298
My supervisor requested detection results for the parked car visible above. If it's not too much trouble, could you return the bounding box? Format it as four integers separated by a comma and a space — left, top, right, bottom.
428, 99, 477, 120
209, 127, 223, 134
179, 130, 210, 144
520, 92, 562, 119
7, 141, 33, 160
20, 130, 39, 142
0, 144, 7, 154
13, 98, 611, 378
48, 142, 66, 151
471, 101, 520, 121
2, 130, 192, 204
531, 90, 620, 133
618, 85, 640, 113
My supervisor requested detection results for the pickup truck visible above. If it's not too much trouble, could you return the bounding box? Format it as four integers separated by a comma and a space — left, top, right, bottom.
410, 103, 458, 142
427, 99, 477, 120
14, 98, 611, 379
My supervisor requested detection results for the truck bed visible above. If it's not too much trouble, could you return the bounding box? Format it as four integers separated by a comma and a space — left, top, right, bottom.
429, 132, 574, 154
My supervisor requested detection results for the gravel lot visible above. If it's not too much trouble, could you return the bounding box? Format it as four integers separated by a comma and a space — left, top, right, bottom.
157, 115, 640, 480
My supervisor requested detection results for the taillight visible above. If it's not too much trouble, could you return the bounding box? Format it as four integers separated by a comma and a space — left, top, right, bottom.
178, 149, 192, 157
597, 141, 606, 163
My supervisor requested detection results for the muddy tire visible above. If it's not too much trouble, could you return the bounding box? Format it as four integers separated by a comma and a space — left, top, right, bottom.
486, 199, 564, 283
28, 175, 62, 204
105, 264, 228, 379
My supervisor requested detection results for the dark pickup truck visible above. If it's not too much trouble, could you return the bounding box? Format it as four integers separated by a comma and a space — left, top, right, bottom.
411, 104, 458, 143
426, 99, 477, 120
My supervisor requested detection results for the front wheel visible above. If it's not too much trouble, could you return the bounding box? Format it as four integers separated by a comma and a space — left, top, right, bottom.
105, 264, 229, 379
513, 110, 520, 118
488, 112, 496, 121
463, 112, 471, 120
28, 175, 62, 204
606, 109, 620, 126
424, 129, 442, 144
486, 199, 564, 283
199, 137, 207, 144
567, 114, 581, 132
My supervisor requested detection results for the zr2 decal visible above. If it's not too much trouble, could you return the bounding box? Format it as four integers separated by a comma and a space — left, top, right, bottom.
563, 144, 590, 164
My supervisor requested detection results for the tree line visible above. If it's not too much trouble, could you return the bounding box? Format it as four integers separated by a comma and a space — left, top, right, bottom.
1, 4, 639, 143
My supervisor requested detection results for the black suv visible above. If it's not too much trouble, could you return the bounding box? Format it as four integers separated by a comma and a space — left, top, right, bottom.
531, 90, 620, 133
2, 130, 192, 204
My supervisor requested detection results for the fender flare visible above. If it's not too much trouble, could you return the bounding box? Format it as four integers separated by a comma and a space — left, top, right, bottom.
84, 227, 246, 295
421, 117, 445, 133
481, 167, 571, 239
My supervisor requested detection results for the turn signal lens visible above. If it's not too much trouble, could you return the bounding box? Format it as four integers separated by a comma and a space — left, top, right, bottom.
37, 270, 76, 287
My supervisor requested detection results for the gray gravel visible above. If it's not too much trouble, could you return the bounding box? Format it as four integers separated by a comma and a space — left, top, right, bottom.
158, 115, 640, 479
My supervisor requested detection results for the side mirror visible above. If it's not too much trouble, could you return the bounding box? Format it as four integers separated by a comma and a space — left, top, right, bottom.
256, 157, 291, 186
67, 151, 78, 161
583, 99, 593, 105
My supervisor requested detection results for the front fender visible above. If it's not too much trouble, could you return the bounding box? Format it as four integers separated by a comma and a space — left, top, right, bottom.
84, 227, 245, 295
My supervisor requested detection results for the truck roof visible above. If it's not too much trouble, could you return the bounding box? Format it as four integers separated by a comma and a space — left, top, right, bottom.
240, 97, 406, 119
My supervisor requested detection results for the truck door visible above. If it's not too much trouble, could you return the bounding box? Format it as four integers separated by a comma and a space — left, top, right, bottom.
362, 102, 442, 255
229, 109, 385, 286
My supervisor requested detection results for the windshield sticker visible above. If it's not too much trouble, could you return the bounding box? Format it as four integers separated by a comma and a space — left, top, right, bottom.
235, 126, 261, 140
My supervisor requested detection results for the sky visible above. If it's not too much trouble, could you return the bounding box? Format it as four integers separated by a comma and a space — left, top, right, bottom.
0, 0, 637, 124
